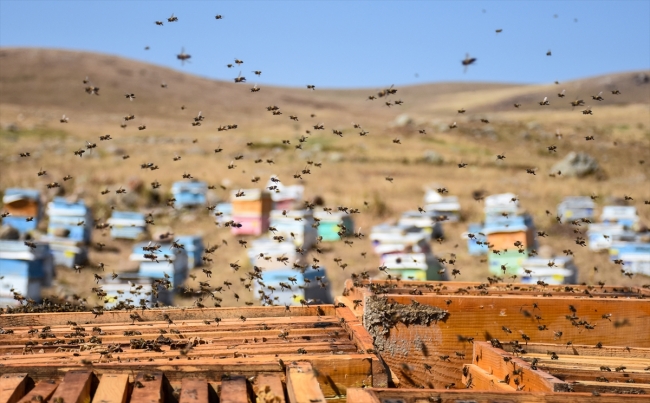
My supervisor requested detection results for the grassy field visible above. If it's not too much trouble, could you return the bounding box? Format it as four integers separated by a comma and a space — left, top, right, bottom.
1, 48, 649, 307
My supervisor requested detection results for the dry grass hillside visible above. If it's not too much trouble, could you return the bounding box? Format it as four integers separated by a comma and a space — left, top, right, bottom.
1, 48, 649, 307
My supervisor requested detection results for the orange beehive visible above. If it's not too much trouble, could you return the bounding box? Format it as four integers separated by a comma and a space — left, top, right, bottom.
231, 189, 273, 215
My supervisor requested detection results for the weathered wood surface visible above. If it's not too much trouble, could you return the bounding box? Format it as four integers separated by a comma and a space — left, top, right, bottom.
461, 363, 514, 391
49, 370, 93, 403
92, 373, 129, 403
16, 380, 58, 403
220, 376, 249, 403
178, 378, 210, 403
254, 374, 286, 403
0, 373, 27, 403
360, 291, 650, 389
0, 305, 336, 327
347, 387, 650, 403
286, 362, 326, 403
472, 341, 569, 392
130, 371, 164, 403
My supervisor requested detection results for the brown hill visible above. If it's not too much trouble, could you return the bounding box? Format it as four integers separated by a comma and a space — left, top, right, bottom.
1, 48, 647, 124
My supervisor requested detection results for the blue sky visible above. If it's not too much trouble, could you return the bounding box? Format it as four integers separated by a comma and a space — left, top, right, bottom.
1, 0, 648, 88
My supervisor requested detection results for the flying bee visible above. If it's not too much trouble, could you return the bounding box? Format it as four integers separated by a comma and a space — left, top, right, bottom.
513, 103, 521, 108
457, 108, 466, 113
234, 71, 246, 83
155, 21, 163, 26
37, 168, 47, 176
250, 84, 260, 92
19, 152, 31, 157
167, 13, 178, 22
462, 53, 476, 72
99, 134, 112, 141
449, 121, 457, 129
60, 114, 69, 123
582, 106, 593, 115
235, 58, 244, 65
138, 125, 146, 130
177, 47, 191, 65
591, 91, 604, 101
557, 89, 566, 98
481, 118, 490, 123
63, 175, 72, 181
215, 14, 223, 19
539, 96, 550, 106
125, 93, 135, 101
307, 84, 316, 90
160, 82, 167, 88
546, 50, 552, 56
611, 90, 620, 95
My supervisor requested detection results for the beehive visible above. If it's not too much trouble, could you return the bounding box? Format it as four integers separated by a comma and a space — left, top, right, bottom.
107, 211, 147, 240
339, 279, 650, 390
0, 305, 387, 402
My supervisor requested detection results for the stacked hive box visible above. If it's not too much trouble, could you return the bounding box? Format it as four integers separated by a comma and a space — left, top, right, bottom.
171, 180, 208, 209
0, 305, 387, 402
107, 210, 147, 240
269, 209, 317, 249
339, 279, 650, 391
0, 240, 53, 305
1, 188, 42, 236
129, 241, 189, 292
42, 197, 92, 268
231, 189, 273, 236
313, 210, 354, 241
556, 196, 596, 222
518, 256, 578, 284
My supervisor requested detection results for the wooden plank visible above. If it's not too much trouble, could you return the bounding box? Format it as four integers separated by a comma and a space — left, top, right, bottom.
254, 374, 286, 403
179, 378, 209, 403
541, 364, 650, 383
92, 374, 129, 403
363, 293, 650, 388
286, 362, 326, 403
508, 342, 650, 359
350, 387, 650, 403
461, 364, 515, 391
0, 373, 27, 403
49, 370, 93, 403
0, 354, 373, 398
0, 305, 335, 327
569, 380, 650, 394
15, 380, 58, 403
473, 341, 569, 392
220, 376, 249, 403
130, 371, 164, 403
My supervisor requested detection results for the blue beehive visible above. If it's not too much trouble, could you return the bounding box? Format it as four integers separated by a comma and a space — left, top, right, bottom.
313, 211, 354, 242
130, 242, 188, 290
464, 223, 488, 255
2, 188, 42, 235
46, 197, 93, 243
601, 206, 639, 228
171, 181, 207, 208
176, 235, 204, 269
100, 276, 173, 308
0, 240, 54, 305
609, 242, 650, 261
40, 236, 88, 268
256, 267, 332, 306
0, 240, 54, 285
518, 256, 578, 285
557, 196, 596, 222
108, 211, 147, 240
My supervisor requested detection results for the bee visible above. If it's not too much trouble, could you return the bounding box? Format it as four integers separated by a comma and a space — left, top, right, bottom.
461, 53, 476, 72
250, 84, 260, 92
582, 107, 593, 115
611, 90, 620, 95
539, 96, 550, 106
19, 152, 31, 157
458, 162, 467, 168
167, 13, 178, 22
457, 108, 466, 113
307, 84, 316, 90
215, 14, 223, 19
138, 125, 146, 130
513, 103, 521, 108
591, 91, 604, 101
497, 154, 506, 160
495, 28, 503, 33
234, 71, 246, 83
449, 121, 457, 129
546, 50, 552, 56
177, 47, 191, 64
557, 89, 566, 98
125, 93, 135, 101
480, 118, 490, 123
155, 21, 163, 26
60, 114, 69, 123
99, 134, 112, 141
